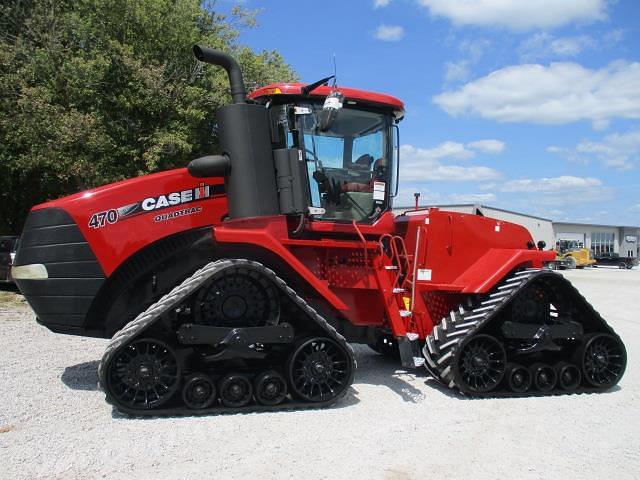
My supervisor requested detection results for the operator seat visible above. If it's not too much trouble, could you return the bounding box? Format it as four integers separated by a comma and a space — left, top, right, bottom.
342, 156, 385, 193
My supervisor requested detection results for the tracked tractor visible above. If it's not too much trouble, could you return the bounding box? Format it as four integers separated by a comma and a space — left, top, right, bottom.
12, 46, 626, 414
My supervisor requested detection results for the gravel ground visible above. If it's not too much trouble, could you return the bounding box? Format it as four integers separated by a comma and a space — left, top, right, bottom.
0, 268, 638, 480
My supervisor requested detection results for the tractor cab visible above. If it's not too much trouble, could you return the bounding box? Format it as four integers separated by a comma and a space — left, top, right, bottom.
250, 83, 404, 223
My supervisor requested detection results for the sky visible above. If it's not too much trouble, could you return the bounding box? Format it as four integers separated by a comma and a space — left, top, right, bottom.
219, 0, 640, 225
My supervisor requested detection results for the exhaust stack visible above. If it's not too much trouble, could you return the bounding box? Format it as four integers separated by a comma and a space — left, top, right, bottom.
193, 45, 247, 104
191, 45, 279, 219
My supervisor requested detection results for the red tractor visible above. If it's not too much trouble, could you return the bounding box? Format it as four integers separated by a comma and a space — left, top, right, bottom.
12, 46, 626, 414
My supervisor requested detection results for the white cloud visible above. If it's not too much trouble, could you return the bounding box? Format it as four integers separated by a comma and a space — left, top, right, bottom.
373, 0, 391, 8
545, 146, 589, 165
447, 193, 497, 203
501, 176, 602, 193
519, 33, 595, 61
519, 30, 623, 61
414, 141, 475, 161
467, 139, 505, 154
443, 38, 491, 86
604, 29, 624, 44
549, 127, 640, 170
394, 187, 442, 208
400, 144, 502, 182
434, 61, 640, 129
399, 139, 506, 165
417, 0, 608, 31
576, 129, 640, 170
630, 204, 640, 213
498, 175, 612, 206
444, 61, 471, 83
547, 209, 565, 217
374, 24, 404, 41
394, 188, 499, 208
458, 38, 491, 63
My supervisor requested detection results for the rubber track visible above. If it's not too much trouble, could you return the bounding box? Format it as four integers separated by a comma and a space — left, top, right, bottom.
422, 268, 622, 397
98, 259, 356, 416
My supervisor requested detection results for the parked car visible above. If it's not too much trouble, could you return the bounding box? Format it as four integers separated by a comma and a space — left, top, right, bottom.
593, 253, 638, 269
0, 235, 19, 282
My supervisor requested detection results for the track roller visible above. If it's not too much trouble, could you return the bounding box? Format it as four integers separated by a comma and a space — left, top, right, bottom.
530, 363, 557, 392
579, 333, 627, 389
253, 370, 288, 406
218, 373, 253, 408
505, 363, 531, 393
455, 334, 506, 393
555, 362, 581, 391
182, 374, 217, 409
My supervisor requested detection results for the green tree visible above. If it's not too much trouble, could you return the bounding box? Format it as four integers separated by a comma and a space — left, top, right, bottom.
0, 0, 296, 232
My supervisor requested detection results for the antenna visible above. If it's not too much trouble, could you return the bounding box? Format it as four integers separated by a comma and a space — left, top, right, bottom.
332, 53, 338, 88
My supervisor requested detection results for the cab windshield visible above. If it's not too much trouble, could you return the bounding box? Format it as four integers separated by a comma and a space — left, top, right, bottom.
297, 104, 393, 222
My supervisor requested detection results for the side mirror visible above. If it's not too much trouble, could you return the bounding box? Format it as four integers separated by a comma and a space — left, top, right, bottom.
318, 90, 344, 132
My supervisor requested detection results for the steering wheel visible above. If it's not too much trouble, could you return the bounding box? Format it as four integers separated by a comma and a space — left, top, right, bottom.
305, 148, 320, 163
327, 177, 343, 204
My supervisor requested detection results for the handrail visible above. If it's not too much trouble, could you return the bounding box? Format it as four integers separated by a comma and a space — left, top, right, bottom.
352, 220, 369, 268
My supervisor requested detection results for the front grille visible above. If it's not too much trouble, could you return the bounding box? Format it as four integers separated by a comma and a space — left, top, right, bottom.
14, 208, 105, 327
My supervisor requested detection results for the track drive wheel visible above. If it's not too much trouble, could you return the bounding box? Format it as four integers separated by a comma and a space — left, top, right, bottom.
455, 334, 506, 394
218, 374, 253, 408
253, 370, 288, 406
288, 337, 353, 402
106, 338, 181, 410
579, 333, 626, 388
182, 374, 217, 409
195, 266, 280, 327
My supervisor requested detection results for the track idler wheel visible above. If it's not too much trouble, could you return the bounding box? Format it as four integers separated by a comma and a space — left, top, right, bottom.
182, 374, 217, 409
505, 363, 531, 393
218, 374, 253, 408
456, 334, 506, 393
288, 337, 353, 402
106, 338, 181, 410
579, 333, 627, 389
530, 363, 557, 392
555, 362, 581, 391
253, 370, 288, 406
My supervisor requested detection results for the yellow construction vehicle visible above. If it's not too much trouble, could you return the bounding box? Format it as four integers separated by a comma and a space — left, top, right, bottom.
551, 239, 596, 269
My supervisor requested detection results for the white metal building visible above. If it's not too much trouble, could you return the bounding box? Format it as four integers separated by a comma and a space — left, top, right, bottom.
553, 222, 639, 258
393, 203, 639, 259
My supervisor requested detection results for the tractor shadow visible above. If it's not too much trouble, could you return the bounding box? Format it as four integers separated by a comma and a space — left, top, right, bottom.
350, 345, 450, 403
61, 360, 101, 391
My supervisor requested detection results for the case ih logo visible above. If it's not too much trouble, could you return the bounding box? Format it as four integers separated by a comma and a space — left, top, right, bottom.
88, 182, 224, 229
